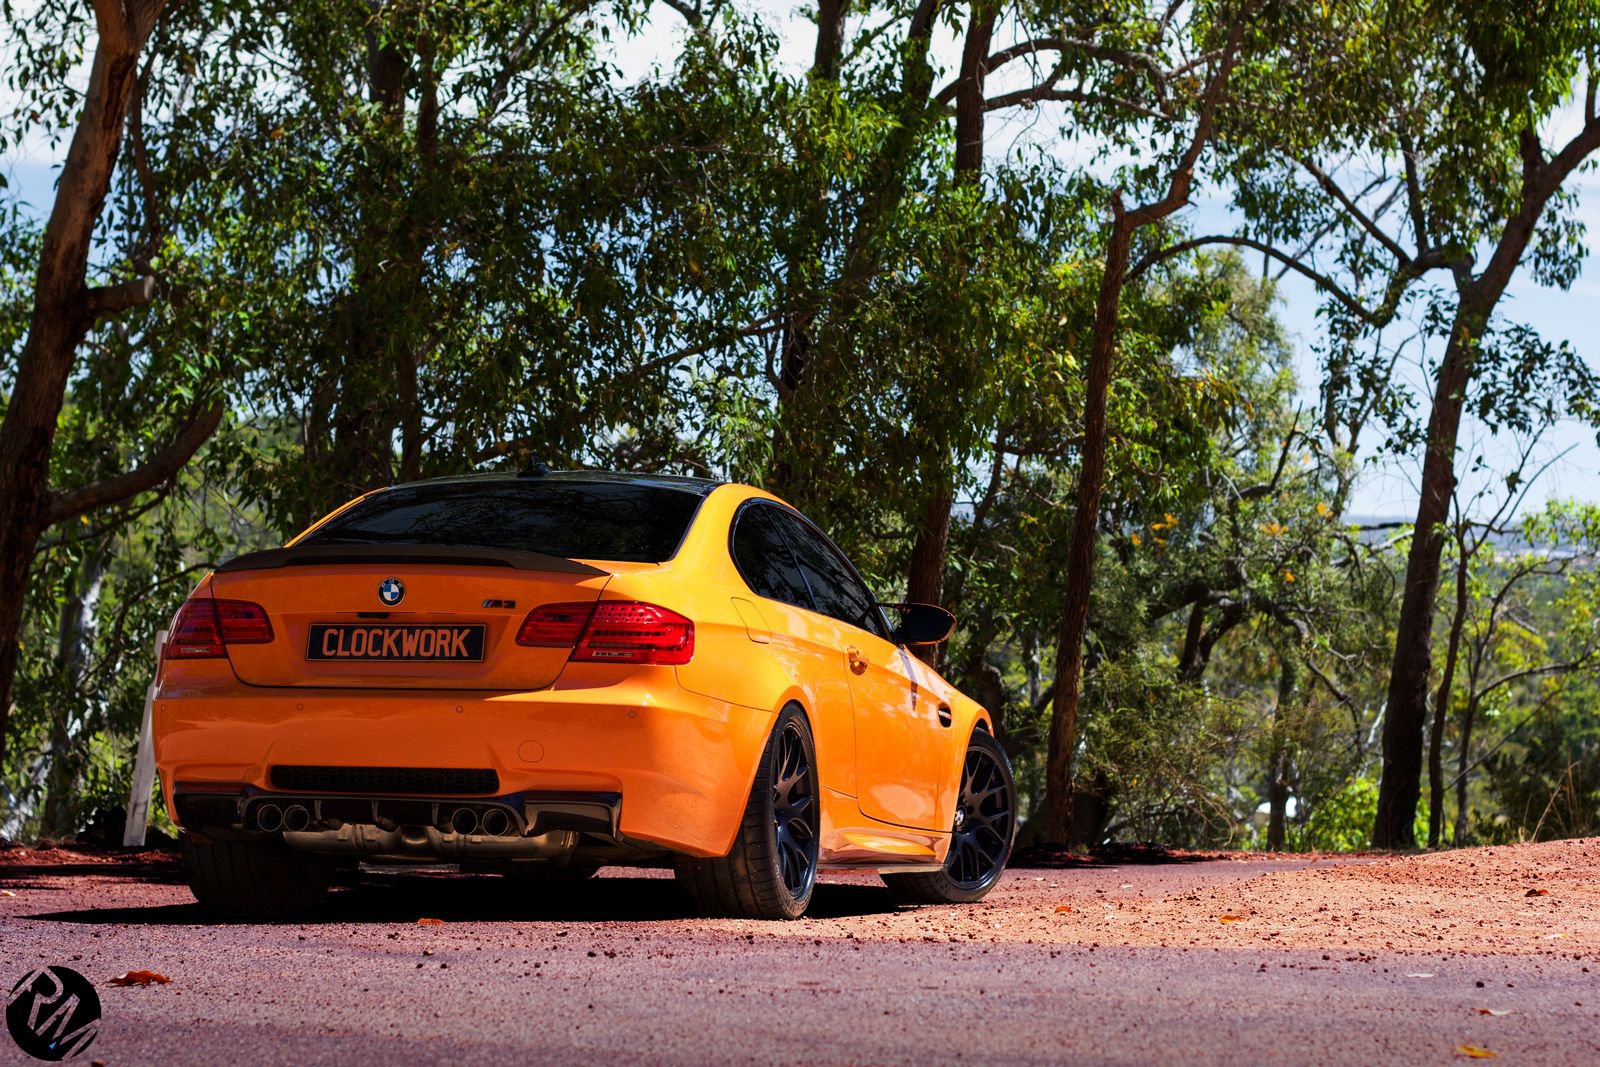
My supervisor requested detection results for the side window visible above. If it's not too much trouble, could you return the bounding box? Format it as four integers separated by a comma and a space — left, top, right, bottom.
774, 512, 889, 639
731, 505, 813, 608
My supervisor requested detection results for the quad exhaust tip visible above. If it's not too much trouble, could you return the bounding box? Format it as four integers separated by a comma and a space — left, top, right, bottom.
255, 803, 284, 833
443, 806, 516, 837
255, 799, 518, 838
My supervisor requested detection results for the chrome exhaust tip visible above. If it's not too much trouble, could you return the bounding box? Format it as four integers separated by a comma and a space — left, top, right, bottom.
480, 808, 513, 837
255, 803, 284, 833
449, 807, 479, 836
282, 804, 311, 833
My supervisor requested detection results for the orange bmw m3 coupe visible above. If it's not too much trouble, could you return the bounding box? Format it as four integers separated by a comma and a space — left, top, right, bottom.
154, 470, 1016, 919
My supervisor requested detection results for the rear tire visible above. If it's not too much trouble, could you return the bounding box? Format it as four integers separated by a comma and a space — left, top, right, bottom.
676, 704, 819, 919
181, 835, 335, 919
884, 729, 1016, 905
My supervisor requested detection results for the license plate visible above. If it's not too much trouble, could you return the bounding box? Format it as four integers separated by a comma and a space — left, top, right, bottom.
306, 624, 486, 662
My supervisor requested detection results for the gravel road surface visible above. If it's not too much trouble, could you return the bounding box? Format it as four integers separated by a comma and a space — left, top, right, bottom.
3, 840, 1596, 1066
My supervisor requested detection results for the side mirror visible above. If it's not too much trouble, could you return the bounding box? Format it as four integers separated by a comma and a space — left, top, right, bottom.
884, 602, 956, 646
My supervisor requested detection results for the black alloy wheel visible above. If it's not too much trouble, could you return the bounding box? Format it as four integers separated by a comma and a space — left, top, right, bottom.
945, 738, 1014, 890
772, 716, 819, 900
882, 729, 1016, 905
676, 704, 821, 919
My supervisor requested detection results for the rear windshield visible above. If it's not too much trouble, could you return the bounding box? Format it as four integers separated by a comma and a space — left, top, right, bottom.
301, 481, 704, 563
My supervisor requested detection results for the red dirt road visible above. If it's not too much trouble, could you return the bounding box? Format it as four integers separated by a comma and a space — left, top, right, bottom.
2, 840, 1597, 1066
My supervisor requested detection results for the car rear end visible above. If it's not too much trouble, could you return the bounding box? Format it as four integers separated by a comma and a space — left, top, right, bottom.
154, 474, 774, 888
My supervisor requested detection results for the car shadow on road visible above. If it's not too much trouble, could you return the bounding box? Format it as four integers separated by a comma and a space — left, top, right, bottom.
19, 870, 900, 926
0, 860, 187, 886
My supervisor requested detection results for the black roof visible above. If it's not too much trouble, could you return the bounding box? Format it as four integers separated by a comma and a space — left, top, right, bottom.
396, 469, 726, 497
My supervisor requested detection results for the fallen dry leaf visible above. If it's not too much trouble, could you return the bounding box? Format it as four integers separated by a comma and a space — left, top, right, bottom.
1457, 1045, 1497, 1059
1476, 1009, 1512, 1017
1525, 888, 1549, 897
1054, 905, 1074, 914
417, 917, 445, 926
1217, 915, 1247, 924
0, 889, 15, 897
109, 970, 171, 987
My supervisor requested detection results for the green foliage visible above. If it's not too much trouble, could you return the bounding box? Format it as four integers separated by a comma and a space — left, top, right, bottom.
1289, 775, 1431, 852
2, 0, 1597, 854
1292, 775, 1380, 853
1077, 652, 1253, 848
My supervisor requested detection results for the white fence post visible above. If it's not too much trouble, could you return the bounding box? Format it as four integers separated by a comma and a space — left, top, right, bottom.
122, 629, 166, 848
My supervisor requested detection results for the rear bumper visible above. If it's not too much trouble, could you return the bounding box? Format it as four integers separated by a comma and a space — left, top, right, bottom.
173, 785, 621, 863
153, 663, 774, 858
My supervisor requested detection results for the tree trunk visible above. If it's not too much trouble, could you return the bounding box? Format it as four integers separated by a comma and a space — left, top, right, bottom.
953, 3, 995, 179
1374, 288, 1499, 848
1267, 655, 1297, 852
1039, 204, 1136, 845
905, 481, 953, 664
40, 552, 107, 840
324, 24, 414, 508
764, 0, 858, 499
1427, 525, 1470, 847
899, 2, 994, 666
0, 0, 167, 764
768, 0, 939, 504
1452, 692, 1481, 845
1036, 26, 1241, 845
1373, 117, 1600, 847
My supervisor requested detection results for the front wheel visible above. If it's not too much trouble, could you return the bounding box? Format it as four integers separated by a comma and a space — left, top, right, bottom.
676, 704, 820, 919
883, 729, 1016, 904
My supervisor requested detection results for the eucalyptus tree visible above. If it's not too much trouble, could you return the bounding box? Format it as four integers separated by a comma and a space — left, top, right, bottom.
0, 0, 233, 763
1431, 499, 1600, 844
1227, 1, 1600, 847
1110, 0, 1600, 847
665, 0, 1127, 619
1014, 0, 1253, 844
135, 0, 707, 531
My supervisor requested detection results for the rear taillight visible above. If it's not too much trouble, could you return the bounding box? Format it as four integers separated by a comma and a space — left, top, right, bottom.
516, 602, 596, 647
165, 598, 274, 659
517, 600, 694, 665
575, 601, 695, 665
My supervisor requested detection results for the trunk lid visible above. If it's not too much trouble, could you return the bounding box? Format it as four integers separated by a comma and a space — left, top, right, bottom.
209, 545, 609, 690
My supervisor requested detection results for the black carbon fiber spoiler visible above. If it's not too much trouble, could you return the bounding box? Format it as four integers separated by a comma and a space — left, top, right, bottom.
214, 543, 608, 576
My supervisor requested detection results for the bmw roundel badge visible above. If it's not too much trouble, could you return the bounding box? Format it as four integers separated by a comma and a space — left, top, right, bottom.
378, 577, 405, 606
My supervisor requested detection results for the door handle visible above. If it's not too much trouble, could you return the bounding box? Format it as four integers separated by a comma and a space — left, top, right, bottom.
846, 647, 868, 675
937, 702, 953, 727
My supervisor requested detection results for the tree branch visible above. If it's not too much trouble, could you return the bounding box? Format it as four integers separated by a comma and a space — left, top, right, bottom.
934, 36, 1065, 104
1129, 235, 1378, 319
984, 84, 1167, 120
1397, 129, 1430, 251
659, 0, 703, 27
127, 57, 163, 269
45, 400, 223, 526
1297, 157, 1412, 265
1239, 408, 1301, 500
84, 275, 158, 321
1121, 17, 1245, 228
